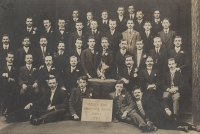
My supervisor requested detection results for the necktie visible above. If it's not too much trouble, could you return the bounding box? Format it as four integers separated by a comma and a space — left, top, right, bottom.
137, 101, 145, 116
50, 90, 55, 104
5, 46, 8, 50
7, 63, 13, 66
128, 67, 131, 75
146, 32, 149, 37
28, 66, 31, 71
81, 88, 84, 93
92, 30, 95, 35
42, 47, 45, 59
87, 21, 90, 26
171, 73, 175, 88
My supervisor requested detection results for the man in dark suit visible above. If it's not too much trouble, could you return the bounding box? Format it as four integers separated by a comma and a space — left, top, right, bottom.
97, 37, 114, 79
38, 56, 58, 94
84, 20, 103, 51
115, 6, 127, 33
6, 76, 68, 125
53, 41, 69, 74
61, 56, 82, 98
18, 54, 39, 107
104, 19, 122, 53
81, 36, 100, 78
98, 10, 109, 33
133, 40, 148, 71
69, 76, 94, 120
149, 37, 168, 74
126, 5, 136, 21
139, 56, 162, 100
69, 21, 84, 51
67, 10, 81, 34
108, 80, 154, 132
162, 58, 184, 120
33, 36, 51, 68
55, 18, 69, 52
0, 52, 18, 114
151, 10, 162, 34
134, 11, 145, 34
140, 22, 155, 52
84, 12, 94, 33
158, 18, 177, 50
115, 39, 133, 74
132, 86, 197, 132
116, 55, 139, 93
0, 34, 13, 67
15, 37, 33, 70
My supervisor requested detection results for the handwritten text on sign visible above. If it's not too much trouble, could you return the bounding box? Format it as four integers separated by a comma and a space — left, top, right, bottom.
81, 99, 113, 122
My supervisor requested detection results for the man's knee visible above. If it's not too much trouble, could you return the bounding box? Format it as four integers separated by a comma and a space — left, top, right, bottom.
163, 92, 170, 99
172, 92, 180, 101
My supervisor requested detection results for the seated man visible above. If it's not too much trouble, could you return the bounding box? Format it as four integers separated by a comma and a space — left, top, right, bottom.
132, 86, 198, 132
162, 58, 184, 120
5, 76, 68, 125
69, 76, 94, 121
116, 55, 139, 93
108, 80, 155, 132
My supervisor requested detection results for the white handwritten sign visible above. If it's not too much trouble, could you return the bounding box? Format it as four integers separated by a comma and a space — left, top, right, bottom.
81, 99, 113, 122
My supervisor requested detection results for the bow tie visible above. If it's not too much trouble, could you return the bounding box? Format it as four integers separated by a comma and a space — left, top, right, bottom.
7, 63, 13, 66
147, 68, 152, 70
60, 29, 65, 31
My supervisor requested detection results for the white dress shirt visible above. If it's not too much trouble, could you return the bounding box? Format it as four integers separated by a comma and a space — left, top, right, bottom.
175, 47, 181, 53
71, 66, 76, 73
26, 64, 32, 70
137, 50, 143, 67
3, 44, 9, 50
23, 46, 29, 53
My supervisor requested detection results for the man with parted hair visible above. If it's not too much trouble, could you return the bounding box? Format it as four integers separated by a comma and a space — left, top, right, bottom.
68, 10, 81, 34
116, 6, 127, 33
126, 5, 136, 21
134, 11, 145, 34
84, 12, 94, 33
151, 10, 162, 34
98, 10, 110, 33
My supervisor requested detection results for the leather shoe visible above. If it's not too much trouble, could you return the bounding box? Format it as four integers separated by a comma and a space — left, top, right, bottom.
177, 126, 188, 132
32, 118, 44, 125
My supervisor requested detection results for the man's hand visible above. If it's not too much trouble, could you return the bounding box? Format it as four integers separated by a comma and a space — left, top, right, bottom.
87, 74, 92, 79
121, 111, 128, 119
121, 78, 129, 84
147, 84, 156, 90
169, 87, 178, 94
47, 106, 55, 111
22, 84, 27, 90
73, 114, 79, 120
32, 83, 38, 88
2, 73, 8, 77
176, 68, 181, 72
8, 78, 15, 82
24, 103, 33, 109
165, 108, 172, 116
61, 86, 66, 91
39, 65, 44, 70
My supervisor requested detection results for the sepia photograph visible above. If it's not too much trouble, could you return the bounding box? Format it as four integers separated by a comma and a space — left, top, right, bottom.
0, 0, 199, 133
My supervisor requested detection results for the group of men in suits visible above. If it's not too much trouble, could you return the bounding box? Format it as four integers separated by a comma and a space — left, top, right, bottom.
0, 5, 194, 132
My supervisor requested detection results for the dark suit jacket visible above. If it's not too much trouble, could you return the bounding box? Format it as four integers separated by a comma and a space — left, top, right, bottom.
134, 19, 145, 34
98, 20, 109, 33
151, 19, 162, 34
133, 50, 148, 71
140, 30, 156, 52
67, 18, 82, 34
33, 87, 67, 110
108, 90, 136, 118
52, 51, 69, 72
84, 20, 92, 33
158, 29, 176, 50
104, 30, 122, 53
115, 50, 133, 73
115, 15, 127, 33
18, 65, 38, 86
55, 28, 69, 52
69, 31, 85, 51
69, 87, 94, 115
0, 46, 13, 67
81, 48, 100, 77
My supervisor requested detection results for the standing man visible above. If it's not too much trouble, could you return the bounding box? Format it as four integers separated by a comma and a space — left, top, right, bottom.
84, 12, 94, 33
68, 10, 81, 34
69, 76, 94, 120
158, 18, 176, 50
126, 5, 136, 21
116, 6, 127, 33
98, 10, 110, 33
122, 19, 141, 53
151, 10, 163, 34
81, 36, 100, 78
134, 11, 145, 34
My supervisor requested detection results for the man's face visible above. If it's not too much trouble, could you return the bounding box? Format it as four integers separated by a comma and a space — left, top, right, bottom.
136, 11, 144, 20
101, 39, 109, 50
168, 60, 177, 70
6, 54, 14, 63
102, 12, 108, 20
126, 20, 134, 29
78, 79, 87, 89
75, 40, 83, 49
133, 89, 143, 100
115, 84, 123, 93
145, 57, 154, 67
70, 57, 78, 67
128, 6, 134, 14
136, 41, 144, 50
119, 41, 127, 50
45, 56, 53, 66
90, 21, 98, 30
153, 38, 162, 48
109, 20, 117, 30
174, 38, 182, 47
57, 43, 65, 51
125, 57, 134, 67
86, 12, 93, 21
22, 38, 30, 47
48, 78, 58, 90
26, 18, 33, 27
154, 11, 160, 19
58, 20, 66, 28
2, 36, 10, 44
143, 23, 152, 31
72, 11, 79, 18
39, 38, 48, 47
43, 20, 51, 29
162, 20, 170, 29
88, 39, 95, 49
25, 55, 33, 64
117, 7, 124, 16
75, 23, 83, 31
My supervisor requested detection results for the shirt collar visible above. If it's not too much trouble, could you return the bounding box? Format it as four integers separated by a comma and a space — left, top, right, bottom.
26, 64, 32, 68
46, 26, 51, 33
164, 28, 169, 33
81, 87, 86, 92
51, 86, 57, 93
7, 62, 13, 66
170, 69, 176, 74
147, 67, 152, 70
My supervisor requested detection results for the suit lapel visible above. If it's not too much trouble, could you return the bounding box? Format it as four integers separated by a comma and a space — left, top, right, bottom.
165, 30, 172, 43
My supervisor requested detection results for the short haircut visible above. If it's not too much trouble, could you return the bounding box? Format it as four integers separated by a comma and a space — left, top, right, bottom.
115, 80, 124, 85
101, 37, 109, 42
58, 41, 65, 44
162, 18, 170, 23
128, 5, 134, 8
40, 36, 47, 40
125, 55, 134, 60
88, 36, 95, 42
120, 39, 128, 43
118, 6, 124, 10
153, 37, 162, 42
174, 36, 182, 41
26, 16, 33, 20
48, 75, 57, 82
109, 19, 117, 23
77, 76, 88, 83
168, 58, 176, 63
91, 20, 98, 24
70, 56, 78, 60
76, 38, 82, 42
23, 36, 30, 40
154, 10, 160, 13
144, 21, 151, 25
43, 18, 51, 22
73, 10, 79, 13
7, 52, 14, 57
132, 86, 143, 93
102, 10, 108, 13
136, 40, 144, 44
146, 56, 153, 61
25, 53, 33, 58
127, 19, 134, 24
2, 34, 9, 39
87, 12, 93, 15
75, 21, 83, 25
45, 55, 52, 60
136, 10, 143, 14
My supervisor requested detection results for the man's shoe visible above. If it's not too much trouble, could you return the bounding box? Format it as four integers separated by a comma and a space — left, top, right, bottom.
177, 126, 189, 133
189, 125, 200, 132
32, 118, 44, 125
139, 125, 149, 133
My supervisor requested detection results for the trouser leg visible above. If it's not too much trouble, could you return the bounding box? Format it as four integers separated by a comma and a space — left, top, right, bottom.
172, 92, 180, 115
